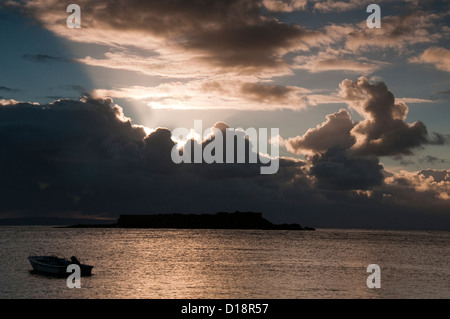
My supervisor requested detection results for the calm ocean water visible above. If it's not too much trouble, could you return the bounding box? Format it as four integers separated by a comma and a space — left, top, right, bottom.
0, 227, 448, 299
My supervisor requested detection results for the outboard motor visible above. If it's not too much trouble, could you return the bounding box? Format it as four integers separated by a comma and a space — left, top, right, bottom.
70, 256, 81, 265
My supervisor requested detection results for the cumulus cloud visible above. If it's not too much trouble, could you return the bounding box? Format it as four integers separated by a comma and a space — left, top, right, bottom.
418, 169, 449, 183
383, 169, 450, 203
339, 77, 433, 156
281, 77, 449, 209
285, 108, 356, 154
284, 77, 444, 157
283, 107, 384, 192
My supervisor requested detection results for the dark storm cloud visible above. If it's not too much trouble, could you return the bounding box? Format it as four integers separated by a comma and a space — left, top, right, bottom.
177, 120, 283, 179
0, 96, 154, 216
240, 83, 296, 102
1, 96, 449, 229
309, 147, 384, 190
17, 0, 324, 70
0, 96, 306, 218
184, 21, 318, 69
96, 0, 321, 68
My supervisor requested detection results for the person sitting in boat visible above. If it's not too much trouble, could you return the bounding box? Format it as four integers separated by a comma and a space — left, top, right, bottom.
70, 256, 81, 265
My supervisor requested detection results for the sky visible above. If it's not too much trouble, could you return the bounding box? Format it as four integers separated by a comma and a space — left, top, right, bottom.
0, 0, 449, 230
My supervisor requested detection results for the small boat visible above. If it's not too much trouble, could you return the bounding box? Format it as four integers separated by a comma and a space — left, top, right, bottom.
28, 255, 93, 276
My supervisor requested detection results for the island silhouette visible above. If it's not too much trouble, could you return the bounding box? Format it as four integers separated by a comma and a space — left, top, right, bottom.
66, 211, 315, 230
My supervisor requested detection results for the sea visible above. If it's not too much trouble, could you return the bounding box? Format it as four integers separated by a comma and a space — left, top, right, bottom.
0, 227, 449, 299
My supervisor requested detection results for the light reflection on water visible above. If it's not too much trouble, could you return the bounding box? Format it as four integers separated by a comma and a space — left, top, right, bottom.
0, 227, 448, 298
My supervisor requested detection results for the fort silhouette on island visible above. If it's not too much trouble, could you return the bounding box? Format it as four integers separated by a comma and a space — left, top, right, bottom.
67, 212, 315, 230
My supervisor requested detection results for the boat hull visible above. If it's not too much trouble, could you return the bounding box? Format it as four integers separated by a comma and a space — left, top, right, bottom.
28, 256, 93, 276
